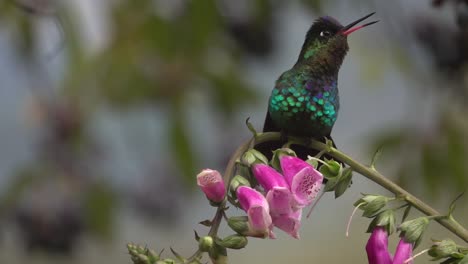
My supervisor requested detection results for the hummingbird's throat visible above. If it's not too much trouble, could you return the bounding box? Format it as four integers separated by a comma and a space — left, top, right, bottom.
299, 39, 348, 75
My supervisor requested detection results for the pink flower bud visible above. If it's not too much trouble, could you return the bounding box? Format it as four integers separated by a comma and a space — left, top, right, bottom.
236, 186, 275, 238
272, 209, 302, 239
252, 164, 288, 192
366, 227, 392, 264
197, 169, 226, 203
393, 238, 413, 264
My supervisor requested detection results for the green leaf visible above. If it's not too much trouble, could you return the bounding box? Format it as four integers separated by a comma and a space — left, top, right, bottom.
370, 145, 383, 168
402, 205, 411, 222
170, 247, 185, 262
448, 192, 465, 216
199, 220, 213, 227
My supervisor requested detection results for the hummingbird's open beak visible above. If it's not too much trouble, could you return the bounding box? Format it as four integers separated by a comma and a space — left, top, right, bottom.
341, 12, 379, 36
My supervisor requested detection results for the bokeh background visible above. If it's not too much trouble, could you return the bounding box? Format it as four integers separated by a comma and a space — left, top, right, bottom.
0, 0, 467, 263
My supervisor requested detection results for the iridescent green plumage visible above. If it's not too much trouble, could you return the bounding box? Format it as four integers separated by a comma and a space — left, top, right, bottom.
269, 66, 339, 137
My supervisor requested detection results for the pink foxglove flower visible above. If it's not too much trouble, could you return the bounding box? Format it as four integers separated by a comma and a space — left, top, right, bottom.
236, 186, 275, 238
266, 187, 293, 215
253, 164, 294, 216
197, 169, 226, 203
272, 210, 302, 239
392, 238, 413, 264
252, 164, 288, 191
280, 156, 323, 209
366, 227, 392, 264
366, 227, 415, 264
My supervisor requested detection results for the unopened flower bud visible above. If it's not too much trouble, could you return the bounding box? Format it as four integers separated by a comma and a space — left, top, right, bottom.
198, 236, 214, 252
398, 217, 430, 244
429, 239, 459, 259
217, 235, 248, 249
366, 227, 392, 264
197, 169, 226, 204
321, 160, 343, 192
236, 186, 275, 238
319, 160, 342, 178
393, 236, 413, 264
241, 149, 268, 166
229, 175, 250, 194
227, 216, 250, 235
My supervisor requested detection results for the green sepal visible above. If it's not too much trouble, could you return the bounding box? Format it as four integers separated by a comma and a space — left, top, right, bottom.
199, 219, 213, 227
398, 217, 430, 247
354, 194, 390, 218
270, 148, 296, 171
319, 160, 342, 179
209, 243, 228, 264
306, 158, 318, 168
194, 230, 200, 241
334, 167, 353, 198
241, 149, 268, 166
402, 205, 411, 222
429, 239, 460, 260
440, 255, 468, 264
367, 209, 396, 235
229, 175, 251, 194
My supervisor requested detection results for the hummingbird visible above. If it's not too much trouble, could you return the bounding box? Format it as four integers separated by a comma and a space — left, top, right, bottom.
257, 12, 378, 159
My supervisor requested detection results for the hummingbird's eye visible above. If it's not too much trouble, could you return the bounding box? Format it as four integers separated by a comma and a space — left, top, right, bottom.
320, 31, 331, 37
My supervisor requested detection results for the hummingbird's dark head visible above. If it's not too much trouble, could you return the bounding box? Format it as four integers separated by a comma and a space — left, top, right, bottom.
297, 12, 378, 74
